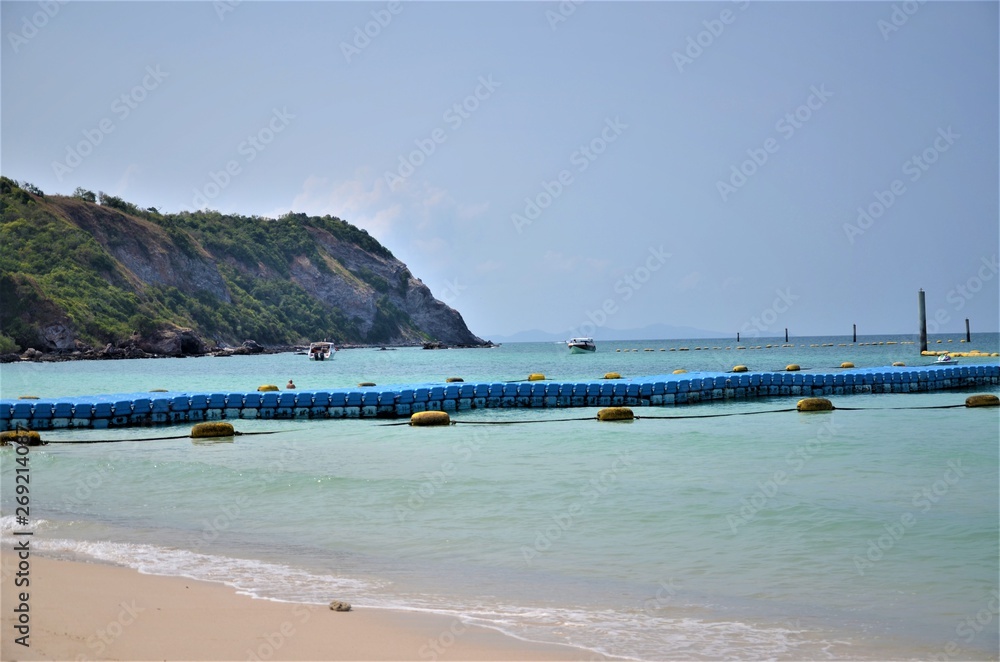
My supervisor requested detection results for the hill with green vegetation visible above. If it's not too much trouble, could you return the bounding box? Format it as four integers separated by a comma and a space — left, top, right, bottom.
0, 177, 484, 355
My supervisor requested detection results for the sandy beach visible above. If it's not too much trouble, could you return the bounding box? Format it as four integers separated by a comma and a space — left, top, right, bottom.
1, 554, 593, 661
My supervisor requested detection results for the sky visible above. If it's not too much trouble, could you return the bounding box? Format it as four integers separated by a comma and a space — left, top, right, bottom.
2, 1, 998, 341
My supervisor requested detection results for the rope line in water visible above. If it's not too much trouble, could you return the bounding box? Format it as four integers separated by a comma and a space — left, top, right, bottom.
26, 429, 289, 445
8, 400, 987, 441
636, 407, 798, 420
391, 401, 986, 426
832, 404, 967, 411
453, 416, 596, 425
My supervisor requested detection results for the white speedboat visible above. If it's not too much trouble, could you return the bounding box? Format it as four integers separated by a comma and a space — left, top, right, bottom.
308, 341, 335, 361
935, 354, 957, 364
567, 337, 596, 354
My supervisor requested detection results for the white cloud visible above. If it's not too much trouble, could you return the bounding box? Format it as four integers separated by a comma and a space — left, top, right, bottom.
678, 271, 703, 291
284, 170, 402, 240
457, 201, 490, 220
721, 275, 742, 291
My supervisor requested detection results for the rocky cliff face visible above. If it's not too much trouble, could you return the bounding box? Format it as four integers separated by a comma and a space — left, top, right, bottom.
0, 180, 485, 354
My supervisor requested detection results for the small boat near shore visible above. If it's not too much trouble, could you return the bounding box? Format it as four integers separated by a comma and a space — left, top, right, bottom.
308, 341, 335, 361
935, 354, 958, 364
567, 337, 597, 354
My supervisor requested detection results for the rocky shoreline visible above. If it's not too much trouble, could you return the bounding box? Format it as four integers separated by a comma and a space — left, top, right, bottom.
1, 337, 499, 364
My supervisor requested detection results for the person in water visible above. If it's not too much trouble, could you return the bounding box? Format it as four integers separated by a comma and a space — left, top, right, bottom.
286, 379, 296, 389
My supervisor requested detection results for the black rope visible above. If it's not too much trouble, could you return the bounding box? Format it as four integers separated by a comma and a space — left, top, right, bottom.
637, 408, 798, 419
37, 429, 289, 444
453, 416, 596, 425
380, 401, 989, 427
10, 399, 992, 439
832, 404, 967, 411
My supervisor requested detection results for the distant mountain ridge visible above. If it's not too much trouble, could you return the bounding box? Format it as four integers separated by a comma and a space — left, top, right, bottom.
0, 178, 484, 355
488, 324, 733, 344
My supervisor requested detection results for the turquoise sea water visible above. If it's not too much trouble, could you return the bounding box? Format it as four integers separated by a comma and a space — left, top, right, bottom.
2, 334, 998, 660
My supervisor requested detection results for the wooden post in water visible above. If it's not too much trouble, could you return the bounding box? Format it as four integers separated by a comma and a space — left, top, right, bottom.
784, 328, 788, 343
853, 324, 857, 343
918, 289, 927, 353
965, 318, 971, 342
737, 332, 740, 343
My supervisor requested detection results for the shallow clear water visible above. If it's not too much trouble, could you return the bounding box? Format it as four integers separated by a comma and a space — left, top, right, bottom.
2, 334, 998, 660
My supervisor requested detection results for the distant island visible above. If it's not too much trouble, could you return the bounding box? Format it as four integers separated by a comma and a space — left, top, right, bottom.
0, 178, 488, 359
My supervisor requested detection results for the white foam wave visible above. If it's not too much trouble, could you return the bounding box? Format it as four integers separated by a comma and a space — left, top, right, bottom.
17, 531, 844, 661
27, 536, 373, 605
1, 514, 50, 534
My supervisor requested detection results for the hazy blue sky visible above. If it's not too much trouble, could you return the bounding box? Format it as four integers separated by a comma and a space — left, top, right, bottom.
3, 1, 997, 340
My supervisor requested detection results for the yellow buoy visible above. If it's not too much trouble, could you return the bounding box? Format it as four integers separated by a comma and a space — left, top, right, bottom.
797, 398, 834, 412
597, 407, 634, 421
672, 369, 687, 375
257, 384, 279, 392
840, 362, 854, 369
410, 411, 451, 426
190, 422, 236, 438
150, 388, 168, 392
445, 377, 464, 383
604, 372, 622, 380
0, 430, 42, 446
17, 395, 39, 400
965, 394, 999, 408
527, 373, 545, 381
892, 362, 905, 367
732, 365, 748, 373
785, 364, 800, 371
